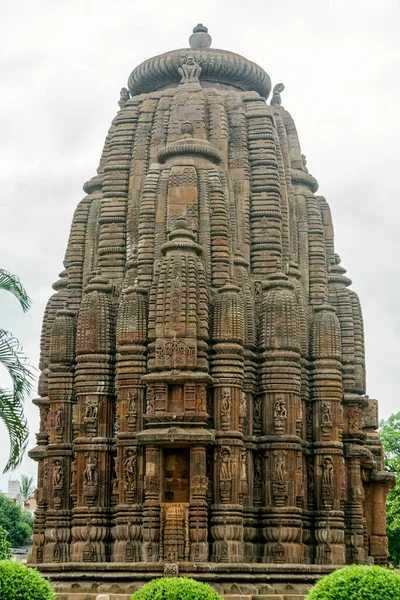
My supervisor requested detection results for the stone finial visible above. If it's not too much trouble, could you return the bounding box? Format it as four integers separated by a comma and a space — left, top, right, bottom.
189, 23, 212, 49
271, 83, 285, 106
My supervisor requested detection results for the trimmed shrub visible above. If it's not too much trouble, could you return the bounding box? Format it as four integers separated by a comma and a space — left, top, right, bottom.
130, 577, 223, 600
0, 526, 11, 560
0, 560, 55, 600
306, 564, 400, 600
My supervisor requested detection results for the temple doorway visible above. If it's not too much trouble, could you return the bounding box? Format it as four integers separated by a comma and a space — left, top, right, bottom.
161, 448, 190, 561
163, 448, 190, 503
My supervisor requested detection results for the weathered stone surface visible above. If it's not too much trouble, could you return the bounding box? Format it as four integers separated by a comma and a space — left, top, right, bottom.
29, 23, 394, 599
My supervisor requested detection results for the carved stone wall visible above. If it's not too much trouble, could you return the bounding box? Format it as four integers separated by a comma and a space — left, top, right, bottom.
29, 23, 394, 595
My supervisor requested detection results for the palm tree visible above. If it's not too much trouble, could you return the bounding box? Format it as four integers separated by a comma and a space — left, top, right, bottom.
19, 474, 35, 504
0, 269, 32, 472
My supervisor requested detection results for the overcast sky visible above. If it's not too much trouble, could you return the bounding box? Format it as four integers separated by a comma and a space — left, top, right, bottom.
0, 0, 399, 491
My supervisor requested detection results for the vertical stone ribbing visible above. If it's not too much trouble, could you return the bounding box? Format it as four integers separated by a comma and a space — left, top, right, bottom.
112, 285, 148, 562
208, 169, 231, 287
310, 304, 345, 565
211, 284, 245, 563
44, 308, 76, 563
305, 193, 327, 306
82, 177, 103, 287
245, 96, 283, 275
65, 194, 93, 313
260, 273, 303, 564
272, 114, 290, 267
137, 166, 161, 288
71, 276, 114, 562
226, 92, 251, 265
328, 258, 356, 393
98, 104, 138, 286
318, 196, 336, 268
126, 100, 156, 264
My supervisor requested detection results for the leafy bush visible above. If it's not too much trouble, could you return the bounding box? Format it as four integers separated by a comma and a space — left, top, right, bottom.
0, 560, 55, 600
0, 526, 11, 559
0, 493, 33, 546
130, 577, 223, 600
306, 565, 400, 600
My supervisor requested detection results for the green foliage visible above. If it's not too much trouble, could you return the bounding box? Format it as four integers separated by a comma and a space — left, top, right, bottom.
0, 560, 55, 600
0, 527, 11, 560
380, 412, 400, 566
20, 475, 35, 503
130, 577, 223, 600
0, 270, 31, 313
0, 493, 33, 547
0, 268, 33, 472
306, 565, 400, 600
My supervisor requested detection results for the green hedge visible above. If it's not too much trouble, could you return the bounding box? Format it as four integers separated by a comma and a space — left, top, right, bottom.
0, 560, 55, 600
130, 577, 223, 600
306, 565, 400, 600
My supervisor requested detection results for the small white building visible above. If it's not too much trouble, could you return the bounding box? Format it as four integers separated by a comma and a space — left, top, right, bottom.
4, 479, 23, 507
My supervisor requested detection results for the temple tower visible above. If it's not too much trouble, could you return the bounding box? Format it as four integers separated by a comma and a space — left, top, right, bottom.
29, 24, 394, 598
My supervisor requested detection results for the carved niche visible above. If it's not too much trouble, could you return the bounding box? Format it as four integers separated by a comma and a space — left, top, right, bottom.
219, 446, 233, 503
272, 450, 288, 506
273, 396, 287, 434
321, 456, 334, 510
84, 396, 99, 435
321, 401, 333, 438
52, 459, 64, 509
221, 389, 231, 430
123, 448, 138, 502
83, 453, 99, 505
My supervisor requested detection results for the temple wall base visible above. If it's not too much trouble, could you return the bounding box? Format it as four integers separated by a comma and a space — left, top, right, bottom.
35, 562, 336, 600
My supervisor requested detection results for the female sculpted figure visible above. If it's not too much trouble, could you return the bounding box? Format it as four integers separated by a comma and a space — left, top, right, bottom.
84, 455, 97, 486
322, 457, 334, 486
220, 447, 232, 480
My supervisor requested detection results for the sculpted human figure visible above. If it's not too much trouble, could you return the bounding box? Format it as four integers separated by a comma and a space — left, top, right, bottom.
321, 402, 332, 425
348, 406, 360, 431
220, 447, 232, 480
126, 391, 137, 417
146, 387, 155, 414
178, 55, 202, 83
221, 390, 231, 424
84, 455, 97, 486
275, 454, 287, 483
124, 449, 137, 490
55, 407, 63, 429
322, 457, 334, 486
240, 447, 247, 480
85, 398, 98, 420
254, 455, 262, 481
53, 461, 63, 488
274, 397, 287, 420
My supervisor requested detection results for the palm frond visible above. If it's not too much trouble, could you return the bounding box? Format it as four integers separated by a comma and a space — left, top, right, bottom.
0, 329, 33, 472
0, 269, 31, 312
20, 474, 35, 503
0, 389, 29, 472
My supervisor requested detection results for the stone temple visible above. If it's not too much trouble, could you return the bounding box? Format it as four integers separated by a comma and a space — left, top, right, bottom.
29, 24, 394, 599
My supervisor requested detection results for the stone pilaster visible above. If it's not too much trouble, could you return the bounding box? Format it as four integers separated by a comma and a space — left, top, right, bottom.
260, 273, 303, 564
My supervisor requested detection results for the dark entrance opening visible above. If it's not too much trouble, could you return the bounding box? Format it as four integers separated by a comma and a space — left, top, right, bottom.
163, 448, 190, 503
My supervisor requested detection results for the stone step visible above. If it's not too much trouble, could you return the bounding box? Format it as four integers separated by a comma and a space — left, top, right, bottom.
224, 596, 306, 600
55, 592, 307, 600
96, 595, 131, 600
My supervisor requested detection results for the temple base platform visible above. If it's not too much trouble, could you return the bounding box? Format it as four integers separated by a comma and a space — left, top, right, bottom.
33, 561, 338, 599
